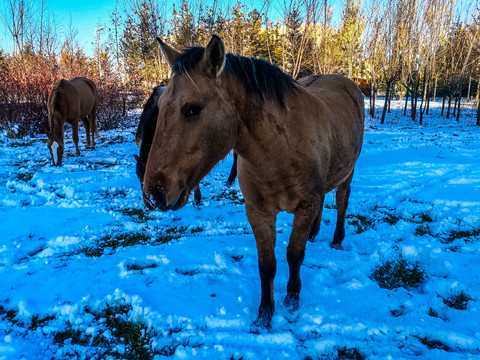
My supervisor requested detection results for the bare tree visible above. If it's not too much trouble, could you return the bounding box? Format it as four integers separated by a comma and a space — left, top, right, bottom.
1, 0, 33, 55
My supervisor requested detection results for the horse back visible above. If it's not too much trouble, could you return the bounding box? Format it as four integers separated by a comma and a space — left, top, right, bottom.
48, 77, 97, 121
298, 74, 364, 139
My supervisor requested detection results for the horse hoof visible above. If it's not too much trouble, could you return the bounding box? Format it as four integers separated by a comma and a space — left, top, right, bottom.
284, 294, 300, 313
250, 317, 271, 334
250, 307, 273, 333
330, 242, 344, 250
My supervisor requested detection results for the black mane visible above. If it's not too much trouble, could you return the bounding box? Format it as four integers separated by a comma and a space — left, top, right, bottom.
173, 47, 296, 108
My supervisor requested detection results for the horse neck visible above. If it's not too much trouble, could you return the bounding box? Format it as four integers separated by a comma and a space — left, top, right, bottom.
231, 95, 290, 165
49, 111, 64, 145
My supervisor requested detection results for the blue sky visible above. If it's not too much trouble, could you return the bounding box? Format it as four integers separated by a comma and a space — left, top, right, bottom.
1, 0, 115, 55
0, 0, 343, 57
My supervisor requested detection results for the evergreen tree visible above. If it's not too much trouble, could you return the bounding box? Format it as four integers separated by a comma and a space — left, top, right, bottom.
171, 0, 197, 48
336, 0, 365, 78
120, 0, 164, 94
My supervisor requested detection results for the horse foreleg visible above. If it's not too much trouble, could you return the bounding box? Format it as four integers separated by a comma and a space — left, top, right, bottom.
226, 152, 238, 187
285, 200, 323, 312
246, 204, 277, 331
81, 118, 91, 147
72, 120, 80, 156
331, 171, 354, 250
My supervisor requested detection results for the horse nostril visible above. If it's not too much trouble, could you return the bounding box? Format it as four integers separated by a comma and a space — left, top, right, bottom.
149, 186, 166, 209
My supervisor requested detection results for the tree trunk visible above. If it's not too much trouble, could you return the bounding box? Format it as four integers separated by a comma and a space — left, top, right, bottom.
369, 85, 377, 118
441, 93, 446, 116
476, 100, 480, 126
426, 78, 431, 115
404, 86, 410, 116
456, 78, 463, 122
467, 75, 472, 102
419, 69, 427, 125
446, 83, 453, 119
432, 78, 437, 102
388, 84, 392, 113
411, 77, 419, 122
381, 80, 392, 125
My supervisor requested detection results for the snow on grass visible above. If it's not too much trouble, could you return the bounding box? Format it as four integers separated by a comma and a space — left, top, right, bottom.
1, 100, 480, 359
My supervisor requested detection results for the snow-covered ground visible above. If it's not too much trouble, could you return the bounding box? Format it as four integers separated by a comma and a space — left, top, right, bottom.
1, 100, 479, 359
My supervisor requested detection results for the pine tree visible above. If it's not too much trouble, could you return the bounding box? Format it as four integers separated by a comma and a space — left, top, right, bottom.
172, 0, 197, 48
336, 0, 365, 78
120, 0, 164, 94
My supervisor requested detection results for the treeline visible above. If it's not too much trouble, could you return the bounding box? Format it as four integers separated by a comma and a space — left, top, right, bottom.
1, 0, 479, 136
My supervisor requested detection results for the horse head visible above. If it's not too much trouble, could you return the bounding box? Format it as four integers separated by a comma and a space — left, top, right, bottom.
46, 112, 64, 166
142, 35, 238, 211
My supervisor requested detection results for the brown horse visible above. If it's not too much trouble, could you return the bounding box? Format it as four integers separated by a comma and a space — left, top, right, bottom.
143, 35, 364, 330
47, 77, 98, 166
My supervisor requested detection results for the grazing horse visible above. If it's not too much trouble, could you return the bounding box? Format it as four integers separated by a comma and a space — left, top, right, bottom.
47, 77, 98, 166
143, 35, 364, 330
134, 84, 238, 205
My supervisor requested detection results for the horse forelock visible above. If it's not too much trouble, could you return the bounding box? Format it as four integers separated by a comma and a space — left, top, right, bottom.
172, 47, 296, 108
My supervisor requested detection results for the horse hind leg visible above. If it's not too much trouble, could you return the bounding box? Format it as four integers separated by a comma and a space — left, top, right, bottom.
81, 118, 91, 147
90, 104, 98, 148
308, 195, 324, 242
331, 171, 354, 250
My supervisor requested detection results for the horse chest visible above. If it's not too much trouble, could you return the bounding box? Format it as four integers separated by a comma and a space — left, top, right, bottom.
240, 171, 303, 213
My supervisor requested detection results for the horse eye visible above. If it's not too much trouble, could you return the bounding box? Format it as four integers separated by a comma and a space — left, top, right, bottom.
183, 104, 203, 118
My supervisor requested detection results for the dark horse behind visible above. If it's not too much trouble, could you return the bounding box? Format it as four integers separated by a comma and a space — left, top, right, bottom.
134, 84, 237, 205
143, 35, 364, 330
47, 77, 98, 166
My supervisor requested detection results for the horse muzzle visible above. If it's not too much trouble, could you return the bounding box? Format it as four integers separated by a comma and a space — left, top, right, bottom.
143, 186, 187, 211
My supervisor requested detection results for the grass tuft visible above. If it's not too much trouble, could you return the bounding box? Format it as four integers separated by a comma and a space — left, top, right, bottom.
371, 258, 425, 290
427, 307, 440, 318
81, 232, 150, 257
80, 226, 187, 257
348, 214, 375, 233
415, 336, 450, 351
335, 347, 366, 360
126, 262, 157, 271
212, 188, 245, 205
383, 214, 401, 225
117, 208, 153, 223
442, 290, 473, 310
446, 228, 480, 243
17, 172, 34, 182
414, 225, 432, 237
30, 314, 56, 330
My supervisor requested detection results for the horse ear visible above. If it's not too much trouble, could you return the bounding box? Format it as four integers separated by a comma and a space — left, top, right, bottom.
133, 154, 140, 162
156, 36, 180, 69
203, 35, 225, 78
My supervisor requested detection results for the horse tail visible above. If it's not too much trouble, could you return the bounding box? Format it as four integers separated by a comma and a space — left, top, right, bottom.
92, 92, 99, 136
85, 79, 99, 136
